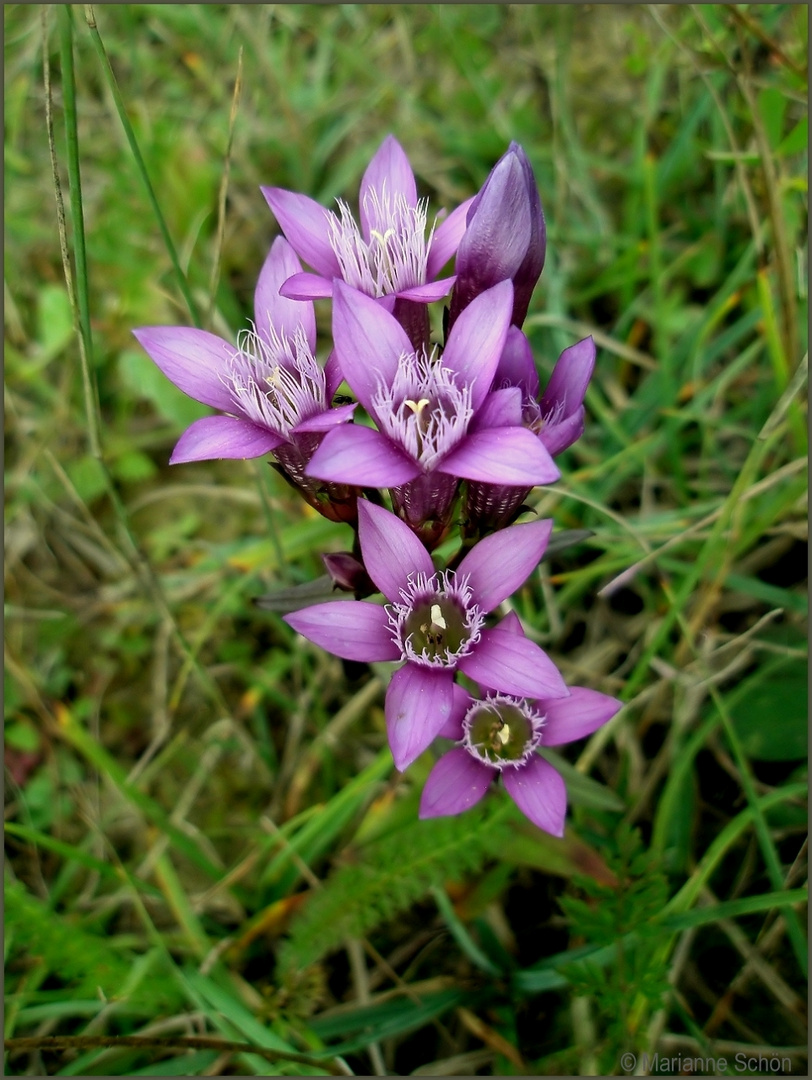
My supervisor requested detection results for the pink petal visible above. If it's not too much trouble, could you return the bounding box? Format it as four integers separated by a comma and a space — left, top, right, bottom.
385, 664, 456, 771
332, 282, 412, 414
539, 408, 586, 457
132, 327, 237, 412
502, 755, 567, 837
324, 350, 344, 401
437, 683, 474, 739
426, 196, 475, 280
437, 428, 561, 485
395, 277, 456, 302
291, 402, 358, 433
358, 500, 434, 603
541, 687, 622, 746
278, 272, 334, 301
494, 326, 539, 399
261, 187, 341, 278
305, 425, 421, 486
283, 601, 399, 663
170, 415, 284, 464
359, 134, 417, 240
441, 280, 513, 410
539, 336, 595, 418
254, 237, 316, 350
458, 627, 569, 700
456, 517, 552, 613
419, 748, 494, 818
471, 387, 523, 431
494, 610, 523, 636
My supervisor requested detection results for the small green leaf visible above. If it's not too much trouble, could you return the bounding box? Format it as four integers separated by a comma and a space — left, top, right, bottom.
5, 721, 40, 753
65, 455, 108, 503
36, 284, 75, 363
728, 658, 807, 761
111, 449, 158, 483
777, 116, 808, 158
757, 86, 788, 150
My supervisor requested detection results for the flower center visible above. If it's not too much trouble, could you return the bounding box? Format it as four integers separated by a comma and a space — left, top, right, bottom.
387, 570, 483, 668
522, 394, 566, 435
327, 185, 434, 297
225, 323, 325, 436
404, 598, 467, 659
462, 695, 544, 768
372, 349, 472, 470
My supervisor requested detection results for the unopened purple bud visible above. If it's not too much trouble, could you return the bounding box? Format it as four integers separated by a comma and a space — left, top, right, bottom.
322, 551, 370, 594
449, 143, 546, 330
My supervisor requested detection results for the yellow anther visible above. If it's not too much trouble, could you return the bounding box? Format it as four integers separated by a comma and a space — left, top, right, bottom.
404, 397, 430, 416
429, 603, 447, 631
496, 723, 511, 746
370, 227, 396, 246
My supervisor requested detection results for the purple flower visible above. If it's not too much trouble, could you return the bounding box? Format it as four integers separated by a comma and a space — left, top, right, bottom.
448, 142, 546, 331
133, 237, 354, 463
303, 280, 560, 539
283, 501, 569, 771
464, 330, 596, 533
497, 329, 596, 457
261, 135, 471, 309
419, 613, 621, 836
133, 237, 360, 522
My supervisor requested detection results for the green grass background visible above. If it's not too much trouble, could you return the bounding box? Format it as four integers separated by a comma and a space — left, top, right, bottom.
4, 4, 808, 1076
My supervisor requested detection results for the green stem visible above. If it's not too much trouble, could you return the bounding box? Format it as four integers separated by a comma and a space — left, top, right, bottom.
57, 5, 101, 457
83, 5, 202, 327
51, 10, 241, 735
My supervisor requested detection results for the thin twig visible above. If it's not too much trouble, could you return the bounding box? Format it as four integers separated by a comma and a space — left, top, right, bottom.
723, 3, 808, 79
3, 1035, 351, 1076
207, 46, 244, 327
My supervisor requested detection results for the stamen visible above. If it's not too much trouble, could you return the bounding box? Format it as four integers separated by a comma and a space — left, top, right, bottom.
429, 603, 446, 630
386, 569, 484, 669
462, 694, 545, 768
372, 349, 473, 471
326, 183, 436, 297
223, 322, 326, 437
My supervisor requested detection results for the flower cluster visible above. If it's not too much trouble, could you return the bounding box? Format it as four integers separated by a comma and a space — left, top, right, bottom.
135, 135, 621, 837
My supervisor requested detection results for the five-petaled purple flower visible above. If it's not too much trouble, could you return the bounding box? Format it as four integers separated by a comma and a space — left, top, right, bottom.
304, 279, 560, 542
464, 329, 597, 533
419, 612, 621, 836
133, 237, 359, 522
262, 135, 471, 311
283, 501, 569, 771
495, 329, 596, 457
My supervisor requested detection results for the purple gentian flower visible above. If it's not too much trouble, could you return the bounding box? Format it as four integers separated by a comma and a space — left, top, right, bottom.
303, 280, 560, 539
419, 613, 621, 836
497, 329, 596, 457
448, 142, 545, 331
464, 330, 596, 533
283, 501, 569, 771
261, 135, 471, 309
133, 237, 359, 522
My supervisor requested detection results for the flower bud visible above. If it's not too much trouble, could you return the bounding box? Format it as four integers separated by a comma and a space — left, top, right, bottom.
448, 142, 546, 330
321, 551, 371, 594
